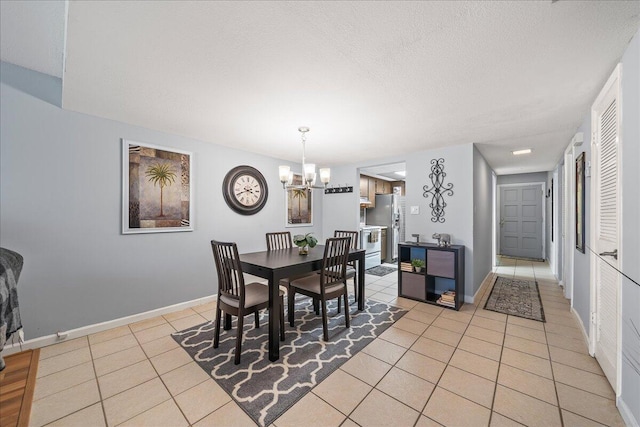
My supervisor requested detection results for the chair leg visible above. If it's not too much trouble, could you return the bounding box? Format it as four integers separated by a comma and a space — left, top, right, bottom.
235, 314, 243, 365
353, 276, 358, 304
337, 294, 341, 314
343, 291, 350, 328
321, 299, 329, 341
213, 307, 222, 348
254, 311, 260, 328
279, 296, 285, 341
314, 298, 320, 315
288, 288, 296, 327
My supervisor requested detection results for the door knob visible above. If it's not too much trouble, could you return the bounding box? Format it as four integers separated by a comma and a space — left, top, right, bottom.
500, 218, 505, 226
599, 249, 618, 260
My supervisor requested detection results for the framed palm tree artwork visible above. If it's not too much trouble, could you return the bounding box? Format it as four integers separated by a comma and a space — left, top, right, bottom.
122, 139, 193, 234
286, 173, 312, 227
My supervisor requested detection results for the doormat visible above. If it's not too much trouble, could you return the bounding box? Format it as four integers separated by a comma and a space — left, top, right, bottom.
172, 296, 406, 426
484, 276, 545, 322
366, 265, 397, 277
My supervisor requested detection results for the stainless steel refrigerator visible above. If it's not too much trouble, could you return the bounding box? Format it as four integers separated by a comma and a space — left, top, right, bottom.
367, 194, 404, 263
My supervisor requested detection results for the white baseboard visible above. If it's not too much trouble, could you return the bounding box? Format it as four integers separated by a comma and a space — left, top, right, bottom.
468, 273, 496, 305
570, 306, 592, 355
617, 396, 639, 427
1, 295, 217, 356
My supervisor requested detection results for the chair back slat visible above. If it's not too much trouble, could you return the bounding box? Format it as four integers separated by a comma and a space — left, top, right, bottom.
211, 240, 245, 304
334, 230, 358, 249
266, 231, 293, 250
320, 237, 350, 291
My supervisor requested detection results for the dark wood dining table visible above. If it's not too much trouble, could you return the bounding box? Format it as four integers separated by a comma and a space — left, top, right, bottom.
238, 245, 366, 361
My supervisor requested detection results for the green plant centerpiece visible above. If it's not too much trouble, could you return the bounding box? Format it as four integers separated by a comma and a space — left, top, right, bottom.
293, 233, 318, 255
411, 258, 425, 273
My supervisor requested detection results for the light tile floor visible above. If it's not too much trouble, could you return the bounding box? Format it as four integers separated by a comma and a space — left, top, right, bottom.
29, 259, 626, 426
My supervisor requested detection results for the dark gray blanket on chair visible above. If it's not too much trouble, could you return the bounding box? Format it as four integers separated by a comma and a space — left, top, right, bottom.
0, 248, 24, 357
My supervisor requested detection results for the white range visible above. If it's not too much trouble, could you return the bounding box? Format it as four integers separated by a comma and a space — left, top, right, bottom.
359, 225, 382, 270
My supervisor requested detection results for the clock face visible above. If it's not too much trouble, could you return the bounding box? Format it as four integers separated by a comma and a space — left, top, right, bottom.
223, 166, 268, 215
233, 174, 262, 206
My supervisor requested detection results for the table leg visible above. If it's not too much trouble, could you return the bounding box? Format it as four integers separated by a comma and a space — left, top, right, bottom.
357, 252, 365, 310
268, 276, 281, 361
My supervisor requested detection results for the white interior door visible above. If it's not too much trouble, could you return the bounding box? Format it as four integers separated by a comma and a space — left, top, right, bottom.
563, 147, 574, 300
590, 64, 622, 392
499, 184, 543, 259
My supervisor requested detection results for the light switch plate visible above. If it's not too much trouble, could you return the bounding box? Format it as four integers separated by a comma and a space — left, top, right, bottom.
410, 206, 419, 215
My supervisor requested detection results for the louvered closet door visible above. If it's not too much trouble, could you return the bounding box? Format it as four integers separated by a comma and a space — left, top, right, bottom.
592, 65, 622, 391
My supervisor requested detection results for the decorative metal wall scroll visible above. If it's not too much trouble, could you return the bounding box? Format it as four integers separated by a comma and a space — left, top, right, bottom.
423, 158, 454, 223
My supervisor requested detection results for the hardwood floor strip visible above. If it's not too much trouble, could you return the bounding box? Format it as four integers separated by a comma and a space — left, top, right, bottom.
0, 349, 40, 427
17, 349, 39, 427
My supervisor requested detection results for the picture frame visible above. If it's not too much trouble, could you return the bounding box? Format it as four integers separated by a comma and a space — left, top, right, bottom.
575, 152, 585, 253
285, 174, 313, 227
122, 139, 193, 234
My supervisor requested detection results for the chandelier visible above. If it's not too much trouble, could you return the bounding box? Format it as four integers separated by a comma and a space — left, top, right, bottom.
279, 127, 330, 190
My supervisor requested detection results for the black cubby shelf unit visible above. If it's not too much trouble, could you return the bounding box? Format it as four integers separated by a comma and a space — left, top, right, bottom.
397, 243, 465, 310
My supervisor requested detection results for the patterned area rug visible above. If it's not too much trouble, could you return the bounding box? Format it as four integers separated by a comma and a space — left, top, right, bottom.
366, 265, 397, 277
172, 296, 406, 426
484, 276, 545, 322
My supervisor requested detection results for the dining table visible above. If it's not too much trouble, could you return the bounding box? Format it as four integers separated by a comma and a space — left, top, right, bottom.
238, 245, 366, 361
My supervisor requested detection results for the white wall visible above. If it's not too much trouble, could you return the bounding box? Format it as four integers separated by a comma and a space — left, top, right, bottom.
568, 30, 639, 424
0, 62, 321, 340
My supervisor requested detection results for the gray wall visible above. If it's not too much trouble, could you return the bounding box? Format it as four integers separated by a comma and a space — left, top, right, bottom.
619, 29, 640, 425
496, 172, 548, 186
405, 144, 476, 298
0, 62, 321, 339
322, 144, 486, 301
473, 146, 494, 297
571, 114, 591, 332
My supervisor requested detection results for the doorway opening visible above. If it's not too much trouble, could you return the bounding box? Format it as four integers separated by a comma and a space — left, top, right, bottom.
359, 162, 406, 265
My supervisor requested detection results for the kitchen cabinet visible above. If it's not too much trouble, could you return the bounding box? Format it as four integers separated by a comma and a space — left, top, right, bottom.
398, 243, 465, 310
376, 180, 391, 195
359, 176, 369, 198
368, 177, 377, 207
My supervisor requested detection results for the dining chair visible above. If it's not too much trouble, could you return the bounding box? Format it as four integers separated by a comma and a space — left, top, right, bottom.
288, 237, 351, 341
266, 231, 292, 250
334, 230, 359, 311
266, 231, 317, 294
211, 240, 285, 365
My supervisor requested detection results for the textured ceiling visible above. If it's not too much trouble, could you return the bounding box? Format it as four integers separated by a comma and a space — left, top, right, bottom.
2, 1, 639, 174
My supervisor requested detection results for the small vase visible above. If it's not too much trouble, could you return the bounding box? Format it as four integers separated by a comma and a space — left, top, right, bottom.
298, 245, 309, 255
414, 266, 423, 273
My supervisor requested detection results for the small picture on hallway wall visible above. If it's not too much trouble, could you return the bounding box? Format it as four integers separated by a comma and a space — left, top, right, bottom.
286, 173, 312, 227
122, 139, 193, 234
576, 152, 585, 253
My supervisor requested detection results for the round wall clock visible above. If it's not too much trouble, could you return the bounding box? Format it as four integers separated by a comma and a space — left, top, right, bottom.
222, 165, 269, 215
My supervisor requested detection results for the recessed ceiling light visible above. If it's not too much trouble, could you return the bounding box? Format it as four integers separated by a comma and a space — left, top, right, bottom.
395, 171, 406, 177
512, 149, 532, 156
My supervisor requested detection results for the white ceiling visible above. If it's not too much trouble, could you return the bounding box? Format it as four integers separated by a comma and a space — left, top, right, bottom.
1, 1, 638, 175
